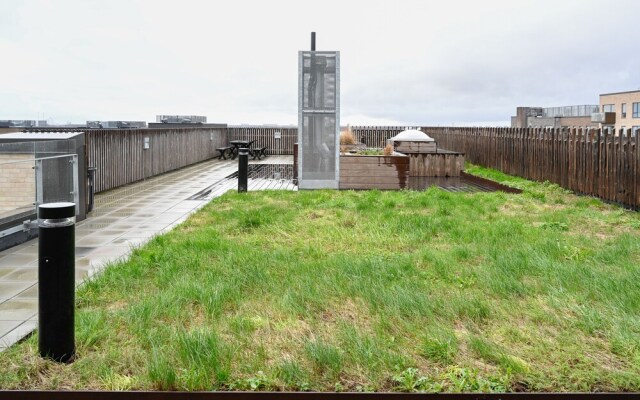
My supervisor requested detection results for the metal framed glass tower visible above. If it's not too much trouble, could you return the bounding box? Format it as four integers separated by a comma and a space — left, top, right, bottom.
297, 50, 340, 189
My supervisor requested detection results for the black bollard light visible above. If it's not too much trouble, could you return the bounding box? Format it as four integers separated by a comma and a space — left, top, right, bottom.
38, 202, 76, 363
238, 147, 249, 192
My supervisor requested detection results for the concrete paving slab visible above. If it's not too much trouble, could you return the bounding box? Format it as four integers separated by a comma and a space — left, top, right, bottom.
0, 320, 37, 347
0, 299, 37, 320
14, 284, 37, 299
0, 269, 14, 280
0, 254, 38, 268
0, 321, 23, 337
76, 236, 122, 247
0, 281, 34, 302
5, 268, 38, 281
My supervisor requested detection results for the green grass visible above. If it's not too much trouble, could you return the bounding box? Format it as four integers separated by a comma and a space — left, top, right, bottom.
1, 165, 639, 392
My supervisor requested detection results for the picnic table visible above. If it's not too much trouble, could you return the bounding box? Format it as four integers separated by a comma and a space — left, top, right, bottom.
229, 140, 255, 159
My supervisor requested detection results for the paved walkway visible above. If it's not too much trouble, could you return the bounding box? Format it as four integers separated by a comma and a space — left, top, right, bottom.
0, 156, 294, 351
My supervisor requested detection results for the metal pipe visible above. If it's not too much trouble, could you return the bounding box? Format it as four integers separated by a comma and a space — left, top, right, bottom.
38, 202, 76, 363
238, 148, 249, 192
311, 32, 316, 51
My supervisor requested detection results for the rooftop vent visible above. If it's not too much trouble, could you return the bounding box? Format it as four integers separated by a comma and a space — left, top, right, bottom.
387, 129, 436, 153
389, 129, 434, 142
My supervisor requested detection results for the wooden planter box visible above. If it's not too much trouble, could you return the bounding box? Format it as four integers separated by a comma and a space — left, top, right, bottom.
409, 152, 464, 177
339, 155, 409, 190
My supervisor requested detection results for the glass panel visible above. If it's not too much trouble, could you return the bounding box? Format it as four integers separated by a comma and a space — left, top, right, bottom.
299, 51, 339, 188
1, 143, 78, 241
39, 156, 75, 205
301, 114, 336, 181
302, 53, 337, 111
0, 154, 36, 219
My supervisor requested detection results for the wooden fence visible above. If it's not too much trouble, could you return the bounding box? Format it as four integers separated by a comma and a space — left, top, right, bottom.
27, 124, 639, 209
227, 126, 297, 156
349, 126, 414, 148
351, 126, 640, 209
86, 127, 226, 193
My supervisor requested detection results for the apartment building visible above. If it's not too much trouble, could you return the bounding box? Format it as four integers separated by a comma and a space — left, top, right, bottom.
599, 90, 640, 135
511, 105, 599, 129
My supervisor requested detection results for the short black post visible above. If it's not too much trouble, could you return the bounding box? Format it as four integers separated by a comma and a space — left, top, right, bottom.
311, 32, 316, 51
238, 147, 249, 192
87, 167, 97, 212
38, 202, 76, 363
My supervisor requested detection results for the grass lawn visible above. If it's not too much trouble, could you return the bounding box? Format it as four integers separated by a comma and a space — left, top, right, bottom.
1, 165, 639, 392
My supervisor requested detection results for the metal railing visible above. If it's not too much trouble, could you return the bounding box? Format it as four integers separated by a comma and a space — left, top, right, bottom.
542, 105, 599, 118
0, 153, 78, 248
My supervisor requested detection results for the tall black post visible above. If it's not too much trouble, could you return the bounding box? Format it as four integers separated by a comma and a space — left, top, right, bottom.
38, 202, 76, 363
238, 147, 248, 192
311, 32, 316, 51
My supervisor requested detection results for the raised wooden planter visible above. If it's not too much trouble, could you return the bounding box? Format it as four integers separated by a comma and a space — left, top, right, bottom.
409, 151, 464, 177
339, 155, 409, 190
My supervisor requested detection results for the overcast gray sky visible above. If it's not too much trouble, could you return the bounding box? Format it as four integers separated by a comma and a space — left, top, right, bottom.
2, 0, 639, 126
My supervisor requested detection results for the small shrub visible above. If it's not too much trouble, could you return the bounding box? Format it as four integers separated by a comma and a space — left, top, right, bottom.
340, 130, 356, 145
384, 144, 393, 156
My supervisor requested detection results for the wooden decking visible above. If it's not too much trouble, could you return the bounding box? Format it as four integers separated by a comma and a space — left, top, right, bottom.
247, 179, 297, 191
188, 156, 297, 201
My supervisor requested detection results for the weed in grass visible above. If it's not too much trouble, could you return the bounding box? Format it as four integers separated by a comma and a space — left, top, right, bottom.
230, 371, 274, 391
392, 367, 432, 392
100, 371, 137, 391
540, 221, 569, 231
420, 327, 458, 364
444, 367, 510, 392
245, 371, 272, 390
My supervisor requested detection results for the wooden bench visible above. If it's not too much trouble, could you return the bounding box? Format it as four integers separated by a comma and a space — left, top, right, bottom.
216, 146, 233, 160
250, 147, 267, 160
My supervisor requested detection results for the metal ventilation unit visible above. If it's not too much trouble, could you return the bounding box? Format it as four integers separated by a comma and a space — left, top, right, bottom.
297, 33, 340, 189
156, 115, 207, 124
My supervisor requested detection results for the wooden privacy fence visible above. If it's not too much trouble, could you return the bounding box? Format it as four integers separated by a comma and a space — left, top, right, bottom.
227, 126, 297, 155
350, 126, 413, 148
86, 127, 226, 193
351, 126, 639, 209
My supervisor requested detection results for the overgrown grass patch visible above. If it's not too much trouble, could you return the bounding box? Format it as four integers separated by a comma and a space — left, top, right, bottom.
1, 165, 639, 391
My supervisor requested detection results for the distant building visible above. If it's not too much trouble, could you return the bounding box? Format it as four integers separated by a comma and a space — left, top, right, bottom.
0, 120, 47, 128
86, 121, 147, 128
598, 90, 640, 135
156, 115, 207, 124
511, 105, 599, 129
